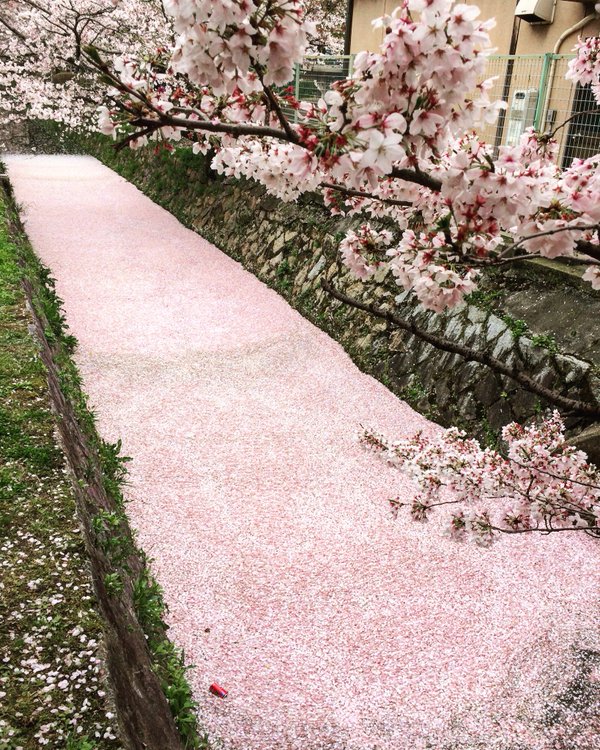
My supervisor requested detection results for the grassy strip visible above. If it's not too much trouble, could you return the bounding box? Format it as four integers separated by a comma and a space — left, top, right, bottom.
0, 179, 205, 748
0, 191, 120, 748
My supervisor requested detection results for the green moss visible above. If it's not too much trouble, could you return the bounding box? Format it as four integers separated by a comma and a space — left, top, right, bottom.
0, 190, 118, 748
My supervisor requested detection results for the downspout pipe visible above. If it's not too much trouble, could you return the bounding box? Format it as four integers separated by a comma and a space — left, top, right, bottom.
343, 0, 354, 58
493, 12, 521, 151
540, 9, 599, 132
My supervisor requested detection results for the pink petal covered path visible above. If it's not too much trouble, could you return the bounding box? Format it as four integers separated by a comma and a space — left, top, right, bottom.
7, 154, 600, 750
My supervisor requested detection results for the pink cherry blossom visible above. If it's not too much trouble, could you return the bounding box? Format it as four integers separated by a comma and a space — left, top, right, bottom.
362, 411, 600, 546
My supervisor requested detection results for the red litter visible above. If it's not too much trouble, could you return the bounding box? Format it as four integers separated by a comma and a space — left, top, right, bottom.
209, 682, 228, 698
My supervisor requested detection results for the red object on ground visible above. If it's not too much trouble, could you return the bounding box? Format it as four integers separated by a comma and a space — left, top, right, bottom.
209, 683, 228, 698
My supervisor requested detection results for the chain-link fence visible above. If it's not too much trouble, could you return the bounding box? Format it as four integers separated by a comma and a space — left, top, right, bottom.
479, 53, 600, 165
290, 53, 600, 166
293, 55, 355, 101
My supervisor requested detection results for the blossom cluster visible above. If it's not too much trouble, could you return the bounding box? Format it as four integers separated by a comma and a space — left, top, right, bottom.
212, 136, 322, 200
338, 224, 394, 280
387, 228, 481, 311
88, 0, 600, 312
567, 30, 600, 103
164, 0, 315, 95
303, 0, 346, 54
361, 412, 600, 546
3, 0, 600, 307
0, 0, 600, 311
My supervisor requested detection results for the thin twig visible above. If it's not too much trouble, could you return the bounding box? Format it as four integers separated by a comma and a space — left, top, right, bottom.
321, 182, 411, 207
261, 82, 298, 143
499, 223, 600, 259
549, 108, 600, 138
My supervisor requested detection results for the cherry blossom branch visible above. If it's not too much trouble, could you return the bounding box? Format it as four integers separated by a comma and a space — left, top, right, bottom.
261, 80, 298, 143
499, 223, 600, 260
114, 125, 158, 152
490, 524, 600, 536
322, 280, 600, 417
400, 494, 597, 532
470, 252, 542, 267
0, 13, 26, 42
390, 168, 442, 192
510, 458, 600, 490
549, 107, 600, 138
132, 114, 295, 142
321, 182, 412, 207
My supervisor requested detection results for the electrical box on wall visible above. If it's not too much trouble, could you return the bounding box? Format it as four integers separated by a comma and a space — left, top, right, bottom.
505, 89, 539, 146
515, 0, 555, 23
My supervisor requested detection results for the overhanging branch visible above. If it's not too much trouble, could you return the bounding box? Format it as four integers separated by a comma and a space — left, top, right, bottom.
321, 280, 600, 418
321, 182, 411, 207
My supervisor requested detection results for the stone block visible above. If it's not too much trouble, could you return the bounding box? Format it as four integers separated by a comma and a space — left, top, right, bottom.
487, 399, 514, 432
307, 255, 326, 281
456, 393, 478, 422
444, 315, 464, 340
510, 388, 538, 421
569, 425, 600, 467
473, 371, 501, 407
492, 329, 515, 360
272, 234, 286, 253
467, 306, 488, 326
486, 315, 507, 342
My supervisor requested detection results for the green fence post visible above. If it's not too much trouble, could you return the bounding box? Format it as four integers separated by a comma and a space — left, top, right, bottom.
348, 54, 355, 77
294, 62, 300, 101
534, 52, 552, 131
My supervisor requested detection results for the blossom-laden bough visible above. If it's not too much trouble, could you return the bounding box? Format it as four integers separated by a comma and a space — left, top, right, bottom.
3, 0, 600, 541
87, 0, 600, 303
362, 411, 600, 546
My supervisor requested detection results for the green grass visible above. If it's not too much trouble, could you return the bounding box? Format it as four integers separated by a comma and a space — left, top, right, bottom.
0, 196, 121, 748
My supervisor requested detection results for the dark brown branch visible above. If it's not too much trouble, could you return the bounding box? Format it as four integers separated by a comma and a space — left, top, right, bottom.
321, 280, 600, 418
95, 59, 447, 192
114, 125, 157, 151
550, 108, 600, 138
390, 168, 442, 192
472, 252, 542, 267
262, 82, 297, 143
510, 458, 600, 491
0, 13, 26, 41
576, 240, 600, 263
90, 57, 298, 142
135, 110, 443, 193
491, 524, 600, 536
499, 223, 600, 259
132, 113, 292, 141
320, 182, 411, 207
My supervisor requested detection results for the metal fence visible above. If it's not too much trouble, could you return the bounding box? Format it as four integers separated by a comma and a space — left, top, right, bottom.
291, 53, 600, 166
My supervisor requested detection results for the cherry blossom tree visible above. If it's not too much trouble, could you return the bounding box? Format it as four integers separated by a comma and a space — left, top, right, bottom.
91, 0, 600, 303
6, 0, 600, 543
0, 0, 169, 129
85, 0, 600, 544
304, 0, 346, 54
